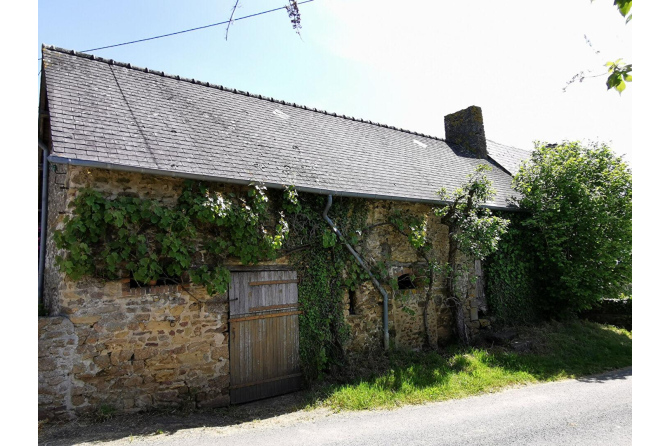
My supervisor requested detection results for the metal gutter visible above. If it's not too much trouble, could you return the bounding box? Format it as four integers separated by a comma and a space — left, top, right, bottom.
38, 141, 50, 308
46, 156, 520, 212
322, 195, 390, 351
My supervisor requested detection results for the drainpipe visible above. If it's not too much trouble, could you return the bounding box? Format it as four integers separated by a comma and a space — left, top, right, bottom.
38, 141, 49, 309
322, 195, 389, 350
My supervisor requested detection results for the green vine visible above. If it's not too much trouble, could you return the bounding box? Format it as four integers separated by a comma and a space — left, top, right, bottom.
54, 181, 370, 381
284, 194, 369, 380
484, 212, 539, 325
54, 181, 295, 296
53, 165, 508, 377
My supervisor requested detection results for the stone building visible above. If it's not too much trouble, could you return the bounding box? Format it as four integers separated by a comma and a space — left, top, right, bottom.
38, 45, 529, 420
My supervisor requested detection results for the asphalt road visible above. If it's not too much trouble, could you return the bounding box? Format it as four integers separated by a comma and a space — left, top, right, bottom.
104, 367, 631, 446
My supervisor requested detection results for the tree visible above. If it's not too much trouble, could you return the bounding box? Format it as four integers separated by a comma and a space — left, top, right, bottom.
435, 165, 509, 344
512, 141, 632, 315
564, 1, 632, 93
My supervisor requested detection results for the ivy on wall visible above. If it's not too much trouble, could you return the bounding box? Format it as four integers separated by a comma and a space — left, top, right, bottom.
54, 181, 294, 295
54, 181, 370, 380
53, 165, 512, 375
484, 212, 539, 325
283, 193, 369, 379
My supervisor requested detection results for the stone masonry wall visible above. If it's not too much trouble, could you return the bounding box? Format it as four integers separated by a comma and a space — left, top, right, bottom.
39, 317, 77, 421
61, 280, 229, 414
40, 166, 233, 419
38, 282, 230, 420
39, 166, 488, 418
43, 163, 70, 315
343, 200, 485, 353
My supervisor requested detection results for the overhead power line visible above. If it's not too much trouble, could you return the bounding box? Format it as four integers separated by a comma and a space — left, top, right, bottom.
39, 0, 315, 60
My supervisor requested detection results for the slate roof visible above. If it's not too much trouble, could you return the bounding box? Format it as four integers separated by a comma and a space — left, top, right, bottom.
41, 45, 519, 209
486, 140, 532, 176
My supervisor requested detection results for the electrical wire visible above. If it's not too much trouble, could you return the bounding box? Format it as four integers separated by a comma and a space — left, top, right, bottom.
38, 0, 315, 61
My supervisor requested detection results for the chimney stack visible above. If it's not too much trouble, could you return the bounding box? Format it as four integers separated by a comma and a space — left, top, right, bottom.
444, 106, 488, 159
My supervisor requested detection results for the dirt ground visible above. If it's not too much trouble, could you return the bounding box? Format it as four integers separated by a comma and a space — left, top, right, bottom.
38, 391, 336, 446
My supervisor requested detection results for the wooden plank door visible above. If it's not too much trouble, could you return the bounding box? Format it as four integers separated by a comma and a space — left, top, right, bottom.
229, 270, 301, 404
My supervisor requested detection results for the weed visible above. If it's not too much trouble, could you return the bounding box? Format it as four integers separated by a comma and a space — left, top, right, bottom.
95, 404, 117, 422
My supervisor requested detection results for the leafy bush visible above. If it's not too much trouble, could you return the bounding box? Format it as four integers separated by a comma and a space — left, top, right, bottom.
485, 212, 539, 325
512, 141, 632, 315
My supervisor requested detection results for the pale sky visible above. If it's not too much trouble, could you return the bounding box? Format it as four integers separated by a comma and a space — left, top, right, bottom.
317, 0, 633, 162
38, 0, 632, 163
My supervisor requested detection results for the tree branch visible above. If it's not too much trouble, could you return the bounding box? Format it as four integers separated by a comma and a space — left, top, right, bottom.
225, 0, 241, 41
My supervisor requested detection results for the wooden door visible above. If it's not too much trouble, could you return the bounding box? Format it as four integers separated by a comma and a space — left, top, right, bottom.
229, 270, 301, 404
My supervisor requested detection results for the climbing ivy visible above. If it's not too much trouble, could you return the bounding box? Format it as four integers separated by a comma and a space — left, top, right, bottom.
54, 181, 293, 295
484, 212, 539, 325
54, 180, 370, 381
283, 193, 369, 380
53, 165, 508, 376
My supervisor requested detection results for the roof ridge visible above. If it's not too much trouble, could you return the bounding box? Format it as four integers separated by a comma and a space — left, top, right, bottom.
486, 138, 531, 152
42, 44, 446, 142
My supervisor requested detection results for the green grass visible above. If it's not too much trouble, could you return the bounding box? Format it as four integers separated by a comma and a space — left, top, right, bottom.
308, 320, 632, 411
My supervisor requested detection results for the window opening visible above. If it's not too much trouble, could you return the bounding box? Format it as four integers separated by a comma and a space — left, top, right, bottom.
397, 273, 416, 290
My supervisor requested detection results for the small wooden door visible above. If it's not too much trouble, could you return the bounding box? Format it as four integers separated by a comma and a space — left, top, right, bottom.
229, 270, 301, 404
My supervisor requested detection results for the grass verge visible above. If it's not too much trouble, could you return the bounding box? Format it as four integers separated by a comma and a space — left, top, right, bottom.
308, 320, 632, 411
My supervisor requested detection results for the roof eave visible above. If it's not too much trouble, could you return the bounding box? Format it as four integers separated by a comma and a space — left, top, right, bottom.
47, 156, 521, 212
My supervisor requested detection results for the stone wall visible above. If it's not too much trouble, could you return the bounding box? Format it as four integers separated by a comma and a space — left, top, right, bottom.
39, 166, 488, 418
39, 281, 230, 420
343, 200, 484, 353
67, 281, 229, 412
43, 163, 70, 315
39, 317, 77, 421
40, 166, 234, 419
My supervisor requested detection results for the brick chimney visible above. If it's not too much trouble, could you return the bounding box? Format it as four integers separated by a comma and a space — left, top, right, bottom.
444, 106, 487, 159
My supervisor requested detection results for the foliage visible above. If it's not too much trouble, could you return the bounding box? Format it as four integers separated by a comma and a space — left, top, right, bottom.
389, 211, 429, 252
387, 165, 509, 344
384, 209, 437, 324
435, 165, 509, 260
309, 320, 631, 411
606, 58, 632, 94
55, 180, 368, 380
612, 0, 632, 23
285, 194, 369, 380
485, 212, 539, 325
565, 1, 632, 93
601, 0, 632, 93
434, 165, 509, 343
95, 404, 117, 422
512, 141, 632, 315
54, 181, 291, 296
